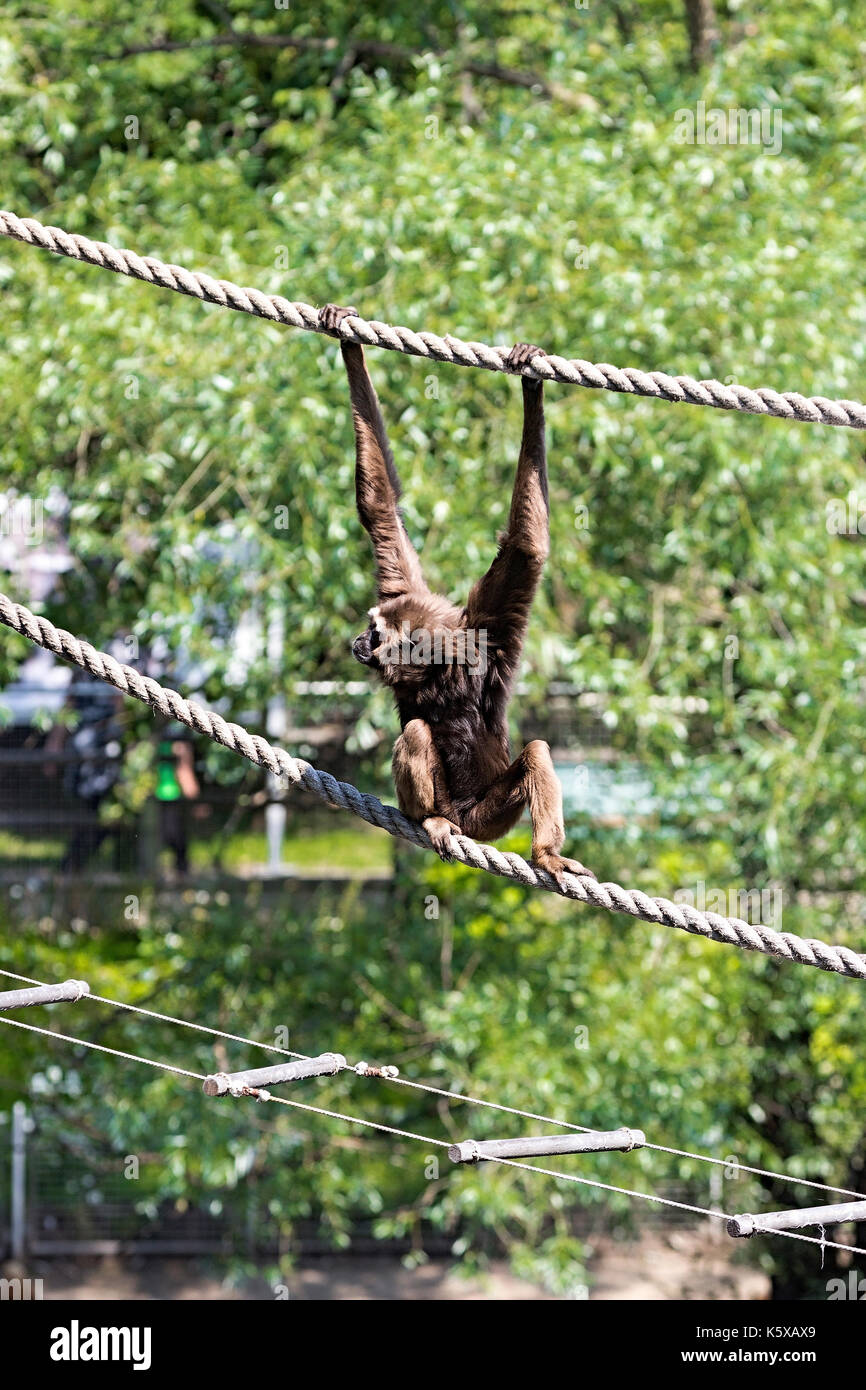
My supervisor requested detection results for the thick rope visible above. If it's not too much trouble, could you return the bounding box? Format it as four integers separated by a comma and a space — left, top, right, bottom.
1, 209, 864, 430
2, 593, 865, 980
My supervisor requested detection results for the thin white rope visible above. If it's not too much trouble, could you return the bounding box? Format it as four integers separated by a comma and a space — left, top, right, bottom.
0, 967, 306, 1059
477, 1158, 726, 1219
643, 1142, 865, 1202
0, 1012, 447, 1147
235, 1088, 450, 1149
2, 964, 861, 1202
0, 1013, 201, 1079
386, 1077, 866, 1200
746, 1225, 866, 1256
263, 1090, 866, 1254
480, 1159, 866, 1254
4, 1010, 864, 1255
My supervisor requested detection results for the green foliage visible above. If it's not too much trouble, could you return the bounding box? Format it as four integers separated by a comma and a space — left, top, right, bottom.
1, 1, 865, 1294
3, 853, 865, 1296
1, 1, 864, 882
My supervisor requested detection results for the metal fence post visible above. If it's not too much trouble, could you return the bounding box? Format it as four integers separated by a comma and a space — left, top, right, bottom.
11, 1101, 27, 1262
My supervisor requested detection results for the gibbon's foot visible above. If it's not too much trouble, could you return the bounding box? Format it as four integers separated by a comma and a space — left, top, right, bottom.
505, 342, 545, 374
318, 303, 360, 335
532, 847, 597, 886
423, 816, 463, 862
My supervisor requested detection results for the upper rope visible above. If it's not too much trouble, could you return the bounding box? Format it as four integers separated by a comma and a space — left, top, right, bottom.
1, 209, 864, 429
2, 592, 864, 981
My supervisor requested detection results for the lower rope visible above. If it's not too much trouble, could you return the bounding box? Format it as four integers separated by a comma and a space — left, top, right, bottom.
2, 592, 864, 980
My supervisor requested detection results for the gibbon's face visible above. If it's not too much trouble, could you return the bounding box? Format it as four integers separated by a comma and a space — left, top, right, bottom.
352, 608, 386, 668
352, 600, 467, 687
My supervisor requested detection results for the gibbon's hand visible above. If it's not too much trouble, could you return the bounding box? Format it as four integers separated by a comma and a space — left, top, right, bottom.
505, 342, 545, 376
318, 303, 360, 336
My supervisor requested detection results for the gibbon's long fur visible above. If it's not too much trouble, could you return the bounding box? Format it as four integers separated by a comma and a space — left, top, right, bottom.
319, 304, 592, 884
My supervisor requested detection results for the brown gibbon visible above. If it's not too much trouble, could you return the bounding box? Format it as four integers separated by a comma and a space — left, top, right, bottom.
318, 304, 594, 884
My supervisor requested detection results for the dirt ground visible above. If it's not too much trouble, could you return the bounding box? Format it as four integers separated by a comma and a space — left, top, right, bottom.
19, 1227, 770, 1301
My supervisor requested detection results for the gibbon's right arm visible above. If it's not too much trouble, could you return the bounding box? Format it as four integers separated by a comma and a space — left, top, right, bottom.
318, 304, 426, 602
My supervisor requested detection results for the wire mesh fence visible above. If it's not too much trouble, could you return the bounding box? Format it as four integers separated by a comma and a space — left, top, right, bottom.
0, 1103, 711, 1261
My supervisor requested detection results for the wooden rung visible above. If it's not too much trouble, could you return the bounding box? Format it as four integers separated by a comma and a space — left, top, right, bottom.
449, 1127, 646, 1164
727, 1199, 866, 1238
202, 1052, 347, 1097
0, 980, 90, 1011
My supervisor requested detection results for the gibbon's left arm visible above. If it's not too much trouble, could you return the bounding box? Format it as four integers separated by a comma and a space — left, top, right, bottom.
465, 345, 550, 676
318, 304, 426, 602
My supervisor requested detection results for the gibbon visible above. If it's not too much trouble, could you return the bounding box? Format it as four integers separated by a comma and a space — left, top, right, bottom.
319, 304, 593, 883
